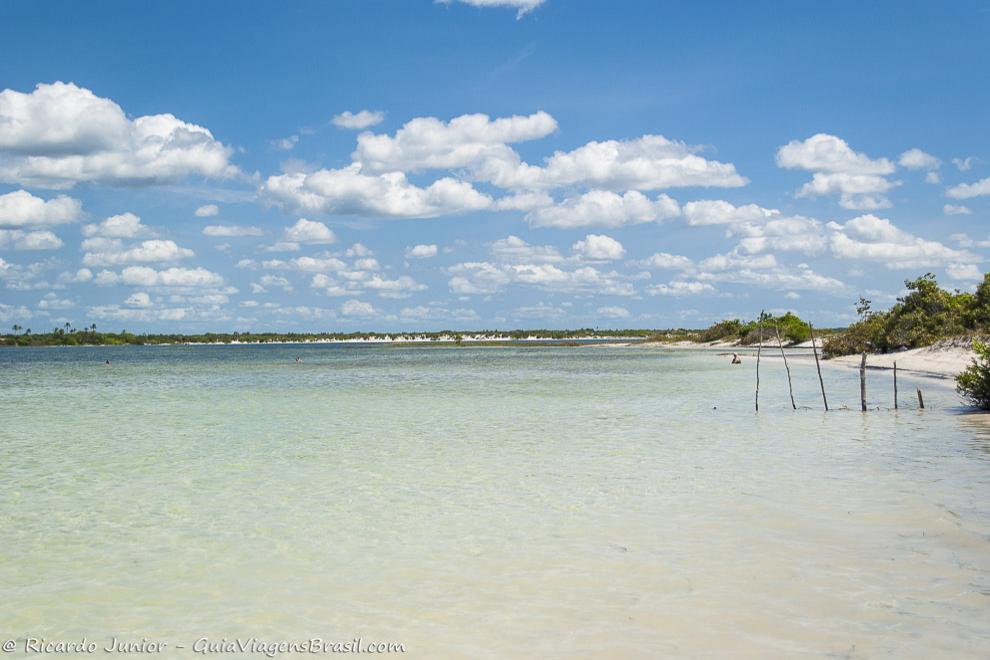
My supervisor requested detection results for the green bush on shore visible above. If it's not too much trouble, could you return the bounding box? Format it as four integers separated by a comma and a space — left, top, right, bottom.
957, 341, 990, 409
822, 273, 987, 358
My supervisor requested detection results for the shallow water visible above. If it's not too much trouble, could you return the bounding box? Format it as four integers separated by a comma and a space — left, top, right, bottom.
1, 345, 988, 658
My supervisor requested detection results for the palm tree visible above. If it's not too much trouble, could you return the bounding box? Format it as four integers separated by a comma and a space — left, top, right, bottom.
11, 324, 21, 335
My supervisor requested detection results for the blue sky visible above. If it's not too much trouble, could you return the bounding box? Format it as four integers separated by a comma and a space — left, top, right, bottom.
1, 0, 989, 332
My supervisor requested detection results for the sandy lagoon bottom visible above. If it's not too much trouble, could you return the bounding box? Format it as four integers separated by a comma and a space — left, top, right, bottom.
1, 344, 988, 658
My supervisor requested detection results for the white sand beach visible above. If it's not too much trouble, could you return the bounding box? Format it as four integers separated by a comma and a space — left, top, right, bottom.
643, 339, 978, 381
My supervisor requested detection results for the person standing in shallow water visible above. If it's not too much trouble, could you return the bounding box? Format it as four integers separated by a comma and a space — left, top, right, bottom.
731, 353, 741, 364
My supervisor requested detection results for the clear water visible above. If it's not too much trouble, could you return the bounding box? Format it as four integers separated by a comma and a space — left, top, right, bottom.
1, 345, 988, 658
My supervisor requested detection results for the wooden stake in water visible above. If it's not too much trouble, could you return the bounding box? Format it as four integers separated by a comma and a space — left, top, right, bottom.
809, 323, 828, 411
755, 310, 763, 412
917, 387, 925, 409
774, 322, 796, 410
860, 353, 868, 412
893, 361, 898, 410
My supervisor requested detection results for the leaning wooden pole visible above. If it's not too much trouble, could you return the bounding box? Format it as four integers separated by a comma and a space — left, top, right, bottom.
755, 310, 763, 412
917, 388, 925, 409
893, 361, 898, 410
860, 352, 868, 412
809, 323, 828, 411
775, 322, 797, 410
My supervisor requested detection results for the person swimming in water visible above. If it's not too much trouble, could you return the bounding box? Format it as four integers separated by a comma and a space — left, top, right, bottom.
104, 359, 111, 365
731, 353, 741, 364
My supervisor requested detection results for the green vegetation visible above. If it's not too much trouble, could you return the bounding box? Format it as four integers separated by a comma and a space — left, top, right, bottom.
0, 325, 659, 347
957, 341, 990, 410
650, 311, 814, 346
822, 273, 989, 358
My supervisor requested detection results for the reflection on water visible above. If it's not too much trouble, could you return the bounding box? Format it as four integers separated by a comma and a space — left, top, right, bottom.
1, 345, 988, 658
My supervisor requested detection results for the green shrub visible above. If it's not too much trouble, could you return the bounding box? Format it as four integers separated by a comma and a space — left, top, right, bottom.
699, 319, 742, 342
957, 341, 990, 409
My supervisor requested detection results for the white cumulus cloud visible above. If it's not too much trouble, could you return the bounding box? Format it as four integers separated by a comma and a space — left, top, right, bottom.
202, 225, 264, 237
946, 177, 990, 200
0, 82, 239, 188
527, 190, 679, 229
827, 214, 978, 269
776, 134, 898, 210
283, 218, 337, 244
332, 110, 385, 130
406, 244, 439, 259
0, 190, 82, 228
572, 234, 625, 260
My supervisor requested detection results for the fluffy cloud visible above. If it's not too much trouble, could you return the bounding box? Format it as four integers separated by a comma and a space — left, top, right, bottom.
0, 82, 238, 187
827, 214, 977, 269
480, 134, 747, 191
37, 292, 74, 309
641, 252, 694, 271
82, 212, 152, 239
647, 281, 716, 297
682, 200, 777, 226
354, 111, 556, 174
261, 112, 744, 223
400, 303, 478, 322
953, 157, 976, 172
776, 134, 898, 210
946, 177, 990, 199
448, 261, 633, 296
332, 110, 385, 130
260, 165, 492, 218
777, 134, 894, 175
363, 274, 427, 298
572, 234, 625, 260
125, 291, 152, 308
194, 204, 219, 217
283, 218, 337, 244
87, 304, 194, 322
526, 190, 679, 229
946, 263, 982, 281
263, 255, 347, 273
252, 274, 294, 293
727, 215, 826, 255
340, 299, 377, 317
0, 189, 82, 228
696, 260, 844, 292
82, 239, 194, 267
491, 235, 562, 263
0, 229, 62, 250
405, 244, 438, 259
203, 225, 264, 237
898, 148, 940, 170
944, 204, 972, 216
597, 305, 630, 318
95, 266, 224, 288
436, 0, 545, 19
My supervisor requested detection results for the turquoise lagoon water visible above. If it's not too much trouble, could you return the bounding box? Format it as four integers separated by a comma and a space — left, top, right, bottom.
1, 344, 988, 658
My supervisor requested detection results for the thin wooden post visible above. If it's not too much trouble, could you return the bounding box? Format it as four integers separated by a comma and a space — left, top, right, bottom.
809, 323, 828, 411
917, 388, 925, 409
774, 322, 796, 409
755, 310, 763, 412
893, 361, 898, 410
860, 352, 868, 412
